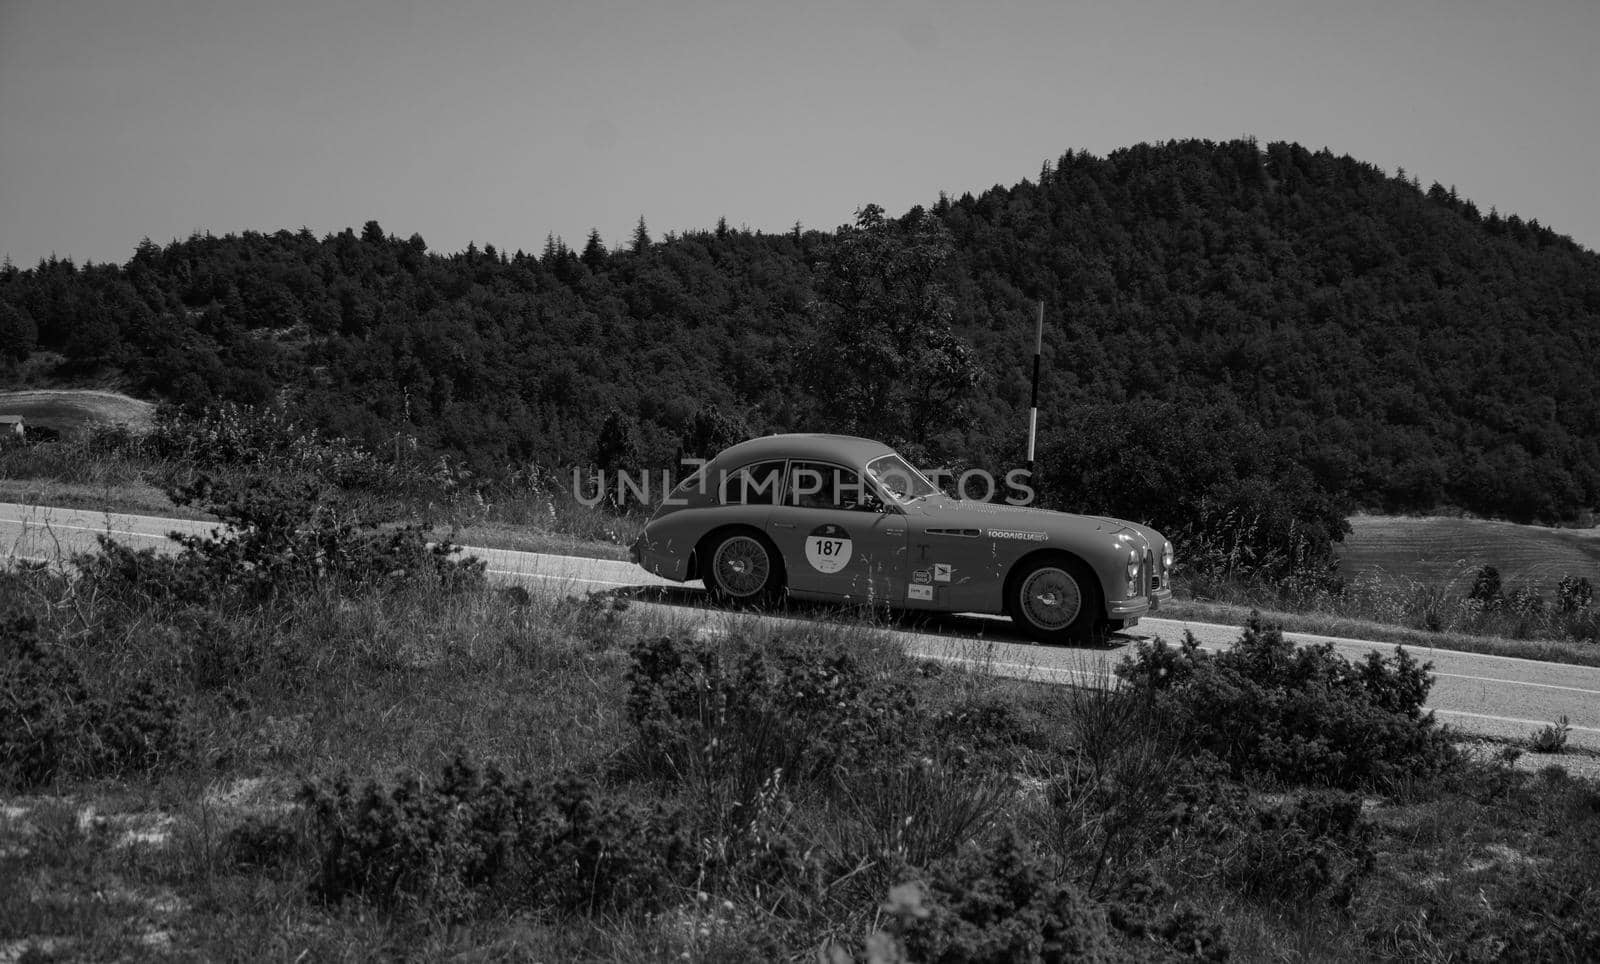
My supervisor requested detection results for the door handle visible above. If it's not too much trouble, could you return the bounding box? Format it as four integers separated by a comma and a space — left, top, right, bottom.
885, 528, 905, 535
770, 522, 795, 529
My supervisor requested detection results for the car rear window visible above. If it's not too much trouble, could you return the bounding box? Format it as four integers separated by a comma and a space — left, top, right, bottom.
720, 461, 786, 505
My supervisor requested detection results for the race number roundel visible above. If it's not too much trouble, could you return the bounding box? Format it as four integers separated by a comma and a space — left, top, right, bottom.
805, 523, 853, 574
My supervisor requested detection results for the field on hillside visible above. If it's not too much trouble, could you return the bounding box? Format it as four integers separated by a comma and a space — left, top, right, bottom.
1339, 514, 1600, 591
0, 389, 154, 431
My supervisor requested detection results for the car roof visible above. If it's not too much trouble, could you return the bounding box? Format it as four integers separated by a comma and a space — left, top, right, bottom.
711, 433, 898, 469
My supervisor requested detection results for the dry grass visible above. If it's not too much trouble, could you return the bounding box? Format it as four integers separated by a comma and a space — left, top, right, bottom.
1340, 513, 1600, 593
0, 389, 155, 432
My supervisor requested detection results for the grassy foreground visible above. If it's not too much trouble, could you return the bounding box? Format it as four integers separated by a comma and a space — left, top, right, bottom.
3, 480, 1599, 961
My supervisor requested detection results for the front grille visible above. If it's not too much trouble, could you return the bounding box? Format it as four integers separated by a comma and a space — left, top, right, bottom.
1144, 550, 1156, 594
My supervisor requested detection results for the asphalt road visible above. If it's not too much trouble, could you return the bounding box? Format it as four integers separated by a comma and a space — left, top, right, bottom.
4, 501, 1598, 752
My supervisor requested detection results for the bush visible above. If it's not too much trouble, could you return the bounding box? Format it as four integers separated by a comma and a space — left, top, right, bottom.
78, 473, 485, 611
1221, 790, 1375, 908
886, 833, 1118, 964
226, 815, 306, 871
931, 698, 1049, 771
300, 753, 693, 919
1469, 565, 1503, 609
1102, 874, 1230, 963
0, 613, 192, 789
1117, 617, 1456, 790
624, 632, 920, 791
1557, 576, 1593, 614
148, 402, 399, 490
1530, 717, 1571, 754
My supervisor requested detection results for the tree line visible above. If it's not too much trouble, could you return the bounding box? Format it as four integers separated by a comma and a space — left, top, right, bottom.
2, 138, 1597, 530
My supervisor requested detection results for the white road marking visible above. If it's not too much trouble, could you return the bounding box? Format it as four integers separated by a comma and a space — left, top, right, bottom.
1433, 672, 1600, 697
1, 516, 181, 541
1432, 707, 1600, 735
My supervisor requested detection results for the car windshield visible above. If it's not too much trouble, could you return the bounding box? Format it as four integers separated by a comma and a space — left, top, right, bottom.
865, 453, 939, 502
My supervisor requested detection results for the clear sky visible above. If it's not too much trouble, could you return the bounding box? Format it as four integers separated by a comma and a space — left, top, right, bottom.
2, 0, 1596, 266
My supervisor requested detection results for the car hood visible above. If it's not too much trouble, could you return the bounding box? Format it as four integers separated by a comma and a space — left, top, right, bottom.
905, 496, 1169, 550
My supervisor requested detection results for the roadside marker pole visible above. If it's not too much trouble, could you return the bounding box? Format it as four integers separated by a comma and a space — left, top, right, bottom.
1026, 301, 1043, 478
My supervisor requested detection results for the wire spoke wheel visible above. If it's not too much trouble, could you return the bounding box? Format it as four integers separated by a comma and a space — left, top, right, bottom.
712, 535, 771, 598
1019, 566, 1082, 631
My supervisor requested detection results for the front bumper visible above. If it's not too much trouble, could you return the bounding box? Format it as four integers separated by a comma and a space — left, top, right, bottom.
1107, 597, 1151, 618
1107, 585, 1173, 619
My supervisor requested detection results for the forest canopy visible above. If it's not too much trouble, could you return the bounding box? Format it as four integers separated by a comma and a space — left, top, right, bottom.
2, 139, 1597, 527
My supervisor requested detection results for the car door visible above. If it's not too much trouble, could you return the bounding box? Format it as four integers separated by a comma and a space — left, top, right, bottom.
766, 460, 907, 602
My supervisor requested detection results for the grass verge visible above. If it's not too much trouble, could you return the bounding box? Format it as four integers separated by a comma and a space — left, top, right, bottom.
3, 486, 1599, 960
1162, 597, 1600, 668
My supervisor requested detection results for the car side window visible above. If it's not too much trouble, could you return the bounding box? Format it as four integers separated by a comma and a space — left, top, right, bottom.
786, 461, 867, 510
720, 460, 786, 505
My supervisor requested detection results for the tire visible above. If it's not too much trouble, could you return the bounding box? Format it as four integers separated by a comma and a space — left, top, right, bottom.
1006, 555, 1106, 645
703, 530, 784, 607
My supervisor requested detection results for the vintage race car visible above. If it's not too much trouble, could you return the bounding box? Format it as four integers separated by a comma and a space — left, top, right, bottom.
629, 434, 1174, 643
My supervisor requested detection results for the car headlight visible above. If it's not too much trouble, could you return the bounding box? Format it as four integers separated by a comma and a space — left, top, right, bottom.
1162, 543, 1175, 571
1125, 548, 1141, 582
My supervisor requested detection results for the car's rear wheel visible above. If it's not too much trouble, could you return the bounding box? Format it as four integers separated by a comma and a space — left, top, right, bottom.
704, 530, 784, 606
1006, 556, 1105, 645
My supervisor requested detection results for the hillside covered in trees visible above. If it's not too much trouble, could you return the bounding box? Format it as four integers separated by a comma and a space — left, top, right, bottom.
2, 139, 1598, 526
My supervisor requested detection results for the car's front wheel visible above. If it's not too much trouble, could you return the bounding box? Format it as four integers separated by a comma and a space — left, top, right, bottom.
703, 530, 784, 606
1006, 556, 1105, 645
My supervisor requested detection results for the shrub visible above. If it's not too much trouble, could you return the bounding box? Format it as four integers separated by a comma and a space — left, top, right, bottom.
1221, 791, 1375, 908
226, 815, 306, 871
0, 613, 192, 789
931, 697, 1049, 771
1117, 616, 1456, 790
78, 473, 485, 611
1530, 717, 1571, 754
1557, 576, 1593, 614
624, 632, 920, 791
300, 753, 692, 919
1507, 587, 1545, 617
886, 833, 1118, 964
148, 402, 399, 491
1102, 874, 1230, 963
828, 758, 1013, 890
1468, 565, 1503, 609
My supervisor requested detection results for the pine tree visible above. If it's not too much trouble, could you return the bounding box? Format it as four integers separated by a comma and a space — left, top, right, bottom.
631, 216, 651, 254
581, 229, 607, 268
